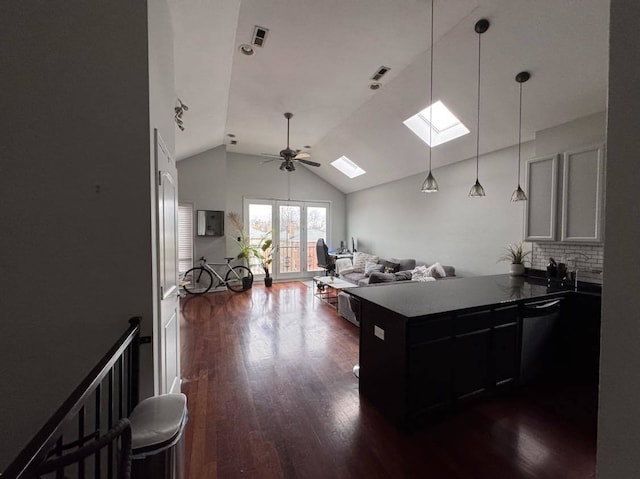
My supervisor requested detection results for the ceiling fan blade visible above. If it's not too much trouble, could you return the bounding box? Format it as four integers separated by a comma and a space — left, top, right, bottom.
294, 151, 311, 159
296, 158, 321, 167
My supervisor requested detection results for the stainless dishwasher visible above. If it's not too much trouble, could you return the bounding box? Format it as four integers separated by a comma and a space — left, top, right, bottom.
520, 298, 563, 384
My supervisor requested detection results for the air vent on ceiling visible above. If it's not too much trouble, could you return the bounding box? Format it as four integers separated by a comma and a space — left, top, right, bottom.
370, 66, 390, 81
252, 26, 269, 47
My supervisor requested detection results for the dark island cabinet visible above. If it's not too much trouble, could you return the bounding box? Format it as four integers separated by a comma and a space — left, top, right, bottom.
360, 303, 520, 425
351, 275, 599, 426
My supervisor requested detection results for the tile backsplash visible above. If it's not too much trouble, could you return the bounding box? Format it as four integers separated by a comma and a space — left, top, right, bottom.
530, 243, 603, 284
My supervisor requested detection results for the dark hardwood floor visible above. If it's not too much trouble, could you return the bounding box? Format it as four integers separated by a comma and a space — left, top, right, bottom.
180, 282, 596, 479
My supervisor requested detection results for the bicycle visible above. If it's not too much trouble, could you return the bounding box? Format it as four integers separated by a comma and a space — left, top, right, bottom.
181, 257, 253, 294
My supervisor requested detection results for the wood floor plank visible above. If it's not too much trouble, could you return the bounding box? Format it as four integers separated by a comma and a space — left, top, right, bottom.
181, 281, 596, 479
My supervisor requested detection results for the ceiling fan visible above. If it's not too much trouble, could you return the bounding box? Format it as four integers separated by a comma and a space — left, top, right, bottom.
262, 112, 321, 172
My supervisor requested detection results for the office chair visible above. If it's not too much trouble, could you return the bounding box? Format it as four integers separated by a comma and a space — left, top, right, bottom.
316, 238, 336, 276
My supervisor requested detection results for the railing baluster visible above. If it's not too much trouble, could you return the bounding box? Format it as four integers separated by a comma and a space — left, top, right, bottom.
95, 384, 102, 479
55, 436, 64, 479
108, 369, 114, 479
78, 405, 85, 479
118, 357, 124, 422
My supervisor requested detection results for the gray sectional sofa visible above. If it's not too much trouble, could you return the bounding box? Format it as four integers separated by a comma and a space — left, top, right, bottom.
339, 254, 455, 287
335, 252, 456, 326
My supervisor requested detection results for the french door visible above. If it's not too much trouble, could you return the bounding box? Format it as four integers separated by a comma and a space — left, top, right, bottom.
245, 198, 330, 280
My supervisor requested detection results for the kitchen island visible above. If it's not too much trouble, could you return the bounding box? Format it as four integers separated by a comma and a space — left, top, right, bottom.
348, 274, 600, 426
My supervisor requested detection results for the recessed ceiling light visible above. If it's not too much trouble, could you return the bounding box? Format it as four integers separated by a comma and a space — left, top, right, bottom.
331, 156, 366, 178
227, 133, 236, 138
304, 145, 312, 149
239, 44, 254, 56
403, 100, 470, 147
369, 82, 382, 90
230, 140, 237, 145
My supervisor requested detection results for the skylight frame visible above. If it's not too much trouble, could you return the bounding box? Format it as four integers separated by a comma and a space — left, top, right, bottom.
403, 100, 470, 147
331, 156, 366, 179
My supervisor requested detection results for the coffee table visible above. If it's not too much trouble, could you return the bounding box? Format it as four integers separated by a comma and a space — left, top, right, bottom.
312, 275, 358, 308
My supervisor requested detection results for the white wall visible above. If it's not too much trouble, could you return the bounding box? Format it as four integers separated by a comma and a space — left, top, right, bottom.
535, 111, 606, 157
597, 1, 640, 476
177, 145, 228, 265
347, 143, 532, 276
0, 1, 159, 471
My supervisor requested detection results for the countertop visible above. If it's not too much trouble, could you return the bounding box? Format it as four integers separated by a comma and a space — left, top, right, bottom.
348, 274, 600, 319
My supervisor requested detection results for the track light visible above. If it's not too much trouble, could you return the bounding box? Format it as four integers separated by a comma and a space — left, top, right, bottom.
174, 98, 189, 131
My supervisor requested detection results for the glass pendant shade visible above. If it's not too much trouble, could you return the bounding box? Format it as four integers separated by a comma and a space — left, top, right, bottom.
469, 179, 486, 197
421, 171, 439, 192
511, 184, 527, 201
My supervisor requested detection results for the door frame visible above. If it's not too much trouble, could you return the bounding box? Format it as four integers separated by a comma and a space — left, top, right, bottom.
243, 197, 331, 280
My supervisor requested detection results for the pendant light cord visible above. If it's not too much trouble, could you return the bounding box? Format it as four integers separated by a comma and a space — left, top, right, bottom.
428, 0, 434, 171
476, 28, 482, 182
517, 82, 523, 185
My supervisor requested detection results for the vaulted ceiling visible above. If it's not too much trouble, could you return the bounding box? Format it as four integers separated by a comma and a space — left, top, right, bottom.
167, 0, 609, 194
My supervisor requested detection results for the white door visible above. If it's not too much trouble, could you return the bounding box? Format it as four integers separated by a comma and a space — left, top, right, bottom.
155, 129, 180, 394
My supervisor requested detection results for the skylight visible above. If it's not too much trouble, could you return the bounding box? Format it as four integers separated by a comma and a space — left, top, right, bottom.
403, 101, 470, 147
331, 156, 366, 178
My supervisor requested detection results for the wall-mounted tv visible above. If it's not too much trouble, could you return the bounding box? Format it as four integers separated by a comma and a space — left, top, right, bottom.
197, 210, 224, 236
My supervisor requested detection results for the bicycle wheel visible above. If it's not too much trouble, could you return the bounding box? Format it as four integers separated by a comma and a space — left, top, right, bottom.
225, 266, 253, 292
182, 267, 214, 295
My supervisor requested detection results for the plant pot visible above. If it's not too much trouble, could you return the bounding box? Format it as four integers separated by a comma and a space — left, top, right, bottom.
264, 277, 273, 287
510, 263, 525, 276
242, 276, 253, 290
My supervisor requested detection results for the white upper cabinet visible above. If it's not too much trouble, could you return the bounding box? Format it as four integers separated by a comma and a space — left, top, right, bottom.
560, 144, 605, 242
525, 144, 605, 244
525, 154, 559, 241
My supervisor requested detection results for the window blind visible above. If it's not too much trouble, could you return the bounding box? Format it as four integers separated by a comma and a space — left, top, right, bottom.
178, 203, 194, 273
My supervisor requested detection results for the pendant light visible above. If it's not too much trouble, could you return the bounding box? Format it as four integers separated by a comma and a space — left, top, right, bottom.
469, 19, 489, 197
511, 71, 530, 201
421, 0, 438, 193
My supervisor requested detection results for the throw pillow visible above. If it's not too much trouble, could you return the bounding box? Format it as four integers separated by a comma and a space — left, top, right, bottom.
426, 262, 447, 278
352, 252, 379, 272
381, 260, 401, 273
364, 261, 384, 277
391, 258, 417, 272
411, 265, 436, 282
368, 272, 397, 284
394, 270, 413, 281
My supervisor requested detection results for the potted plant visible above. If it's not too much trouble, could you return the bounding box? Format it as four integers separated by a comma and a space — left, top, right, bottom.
498, 243, 531, 276
254, 235, 277, 287
227, 211, 254, 288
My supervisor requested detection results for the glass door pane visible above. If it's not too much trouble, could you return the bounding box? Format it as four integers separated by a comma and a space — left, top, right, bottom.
278, 203, 301, 276
306, 205, 327, 272
247, 202, 273, 276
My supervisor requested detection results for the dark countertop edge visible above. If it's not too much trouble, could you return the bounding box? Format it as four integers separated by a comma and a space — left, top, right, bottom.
347, 273, 601, 320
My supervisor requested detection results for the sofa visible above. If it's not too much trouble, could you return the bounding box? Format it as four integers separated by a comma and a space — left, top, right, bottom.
338, 252, 455, 287
335, 252, 456, 326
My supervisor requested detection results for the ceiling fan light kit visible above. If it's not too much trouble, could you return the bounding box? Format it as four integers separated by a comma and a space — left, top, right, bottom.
421, 0, 439, 193
271, 112, 321, 173
469, 18, 489, 198
511, 71, 530, 202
